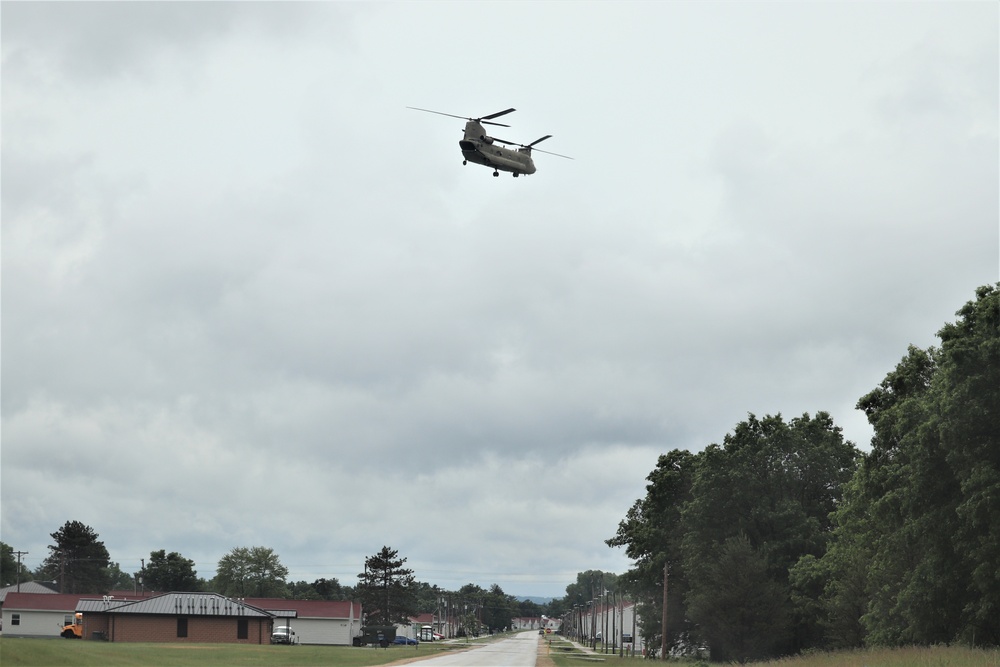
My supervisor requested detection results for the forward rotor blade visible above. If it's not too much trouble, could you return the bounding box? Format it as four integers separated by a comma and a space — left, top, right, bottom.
407, 106, 512, 127
406, 106, 470, 121
528, 135, 553, 147
482, 107, 516, 121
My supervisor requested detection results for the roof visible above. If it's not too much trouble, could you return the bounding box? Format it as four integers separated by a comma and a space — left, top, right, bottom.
78, 592, 273, 618
0, 581, 59, 602
244, 598, 360, 619
2, 592, 87, 611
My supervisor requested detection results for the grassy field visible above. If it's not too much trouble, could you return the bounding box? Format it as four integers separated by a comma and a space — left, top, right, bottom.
7, 635, 998, 667
544, 636, 1000, 667
0, 636, 466, 666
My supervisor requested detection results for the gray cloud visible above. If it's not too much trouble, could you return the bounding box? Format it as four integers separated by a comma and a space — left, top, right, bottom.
2, 2, 996, 596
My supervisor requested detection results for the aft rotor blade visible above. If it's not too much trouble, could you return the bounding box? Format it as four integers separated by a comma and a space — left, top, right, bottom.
528, 135, 553, 147
481, 120, 511, 128
532, 147, 574, 160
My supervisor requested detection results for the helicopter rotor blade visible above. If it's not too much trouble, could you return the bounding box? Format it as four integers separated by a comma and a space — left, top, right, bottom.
406, 107, 470, 121
407, 106, 513, 127
481, 107, 516, 121
490, 134, 573, 159
531, 147, 574, 160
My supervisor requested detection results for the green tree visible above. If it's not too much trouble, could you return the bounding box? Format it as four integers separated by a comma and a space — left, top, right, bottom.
413, 581, 444, 613
144, 550, 200, 592
823, 284, 1000, 647
680, 413, 859, 659
313, 577, 348, 600
107, 562, 134, 590
1, 542, 30, 588
214, 546, 288, 598
482, 584, 514, 632
356, 546, 418, 626
686, 533, 788, 662
607, 450, 698, 653
36, 520, 112, 594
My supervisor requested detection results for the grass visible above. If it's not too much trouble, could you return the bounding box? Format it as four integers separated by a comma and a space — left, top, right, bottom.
544, 637, 1000, 667
742, 645, 1000, 667
6, 636, 998, 667
0, 636, 466, 666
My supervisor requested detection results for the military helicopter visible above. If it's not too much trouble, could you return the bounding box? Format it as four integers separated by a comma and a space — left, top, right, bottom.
407, 106, 572, 177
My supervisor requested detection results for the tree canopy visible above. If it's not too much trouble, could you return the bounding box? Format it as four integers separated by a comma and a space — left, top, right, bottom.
144, 550, 200, 592
213, 546, 288, 598
608, 284, 1000, 659
356, 546, 418, 626
36, 520, 112, 594
817, 283, 1000, 647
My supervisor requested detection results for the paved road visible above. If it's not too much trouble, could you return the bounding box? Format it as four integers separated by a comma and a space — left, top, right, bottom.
406, 631, 539, 666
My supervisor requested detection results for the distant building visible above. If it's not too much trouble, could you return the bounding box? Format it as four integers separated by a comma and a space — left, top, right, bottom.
2, 593, 86, 638
77, 592, 283, 643
245, 597, 361, 645
0, 580, 59, 602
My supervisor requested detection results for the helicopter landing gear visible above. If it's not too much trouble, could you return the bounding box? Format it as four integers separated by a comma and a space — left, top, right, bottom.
463, 160, 467, 165
513, 172, 519, 178
493, 170, 499, 177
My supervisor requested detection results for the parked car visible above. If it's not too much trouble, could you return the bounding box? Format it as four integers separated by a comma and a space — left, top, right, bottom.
393, 635, 418, 645
271, 626, 299, 644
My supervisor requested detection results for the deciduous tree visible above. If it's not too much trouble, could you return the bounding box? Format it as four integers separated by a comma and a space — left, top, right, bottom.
214, 546, 288, 598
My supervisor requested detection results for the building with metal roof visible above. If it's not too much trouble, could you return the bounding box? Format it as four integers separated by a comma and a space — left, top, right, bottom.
76, 592, 286, 644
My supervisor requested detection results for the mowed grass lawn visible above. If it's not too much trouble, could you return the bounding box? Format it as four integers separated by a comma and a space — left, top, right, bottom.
0, 637, 465, 666
545, 637, 1000, 667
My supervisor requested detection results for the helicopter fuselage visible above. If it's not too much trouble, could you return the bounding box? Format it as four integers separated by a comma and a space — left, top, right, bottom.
459, 120, 536, 176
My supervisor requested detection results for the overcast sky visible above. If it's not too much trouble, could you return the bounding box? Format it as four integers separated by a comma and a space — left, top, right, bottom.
2, 2, 997, 598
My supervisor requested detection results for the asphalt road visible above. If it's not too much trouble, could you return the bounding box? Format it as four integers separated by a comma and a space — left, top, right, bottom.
406, 631, 540, 667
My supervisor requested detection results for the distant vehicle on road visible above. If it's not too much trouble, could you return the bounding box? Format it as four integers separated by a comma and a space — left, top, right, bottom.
394, 635, 418, 645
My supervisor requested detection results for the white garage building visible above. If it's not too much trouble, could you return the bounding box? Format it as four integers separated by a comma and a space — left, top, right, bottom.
246, 598, 361, 645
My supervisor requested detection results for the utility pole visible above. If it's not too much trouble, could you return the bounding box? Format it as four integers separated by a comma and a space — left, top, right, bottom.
14, 551, 28, 592
661, 562, 669, 660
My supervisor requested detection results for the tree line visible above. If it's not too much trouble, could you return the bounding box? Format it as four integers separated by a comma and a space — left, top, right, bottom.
1, 536, 545, 634
606, 284, 999, 661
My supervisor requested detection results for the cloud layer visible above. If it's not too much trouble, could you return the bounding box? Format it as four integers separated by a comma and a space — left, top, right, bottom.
2, 2, 996, 596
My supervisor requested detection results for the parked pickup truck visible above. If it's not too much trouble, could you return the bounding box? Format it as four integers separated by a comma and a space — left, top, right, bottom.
270, 626, 299, 644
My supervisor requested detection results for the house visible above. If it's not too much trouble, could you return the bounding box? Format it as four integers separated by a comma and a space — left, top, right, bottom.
245, 598, 361, 645
77, 592, 286, 644
0, 581, 59, 602
1, 593, 86, 638
512, 616, 557, 631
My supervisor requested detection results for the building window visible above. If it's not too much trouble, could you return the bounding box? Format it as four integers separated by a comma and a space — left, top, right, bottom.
11, 613, 20, 626
177, 617, 188, 638
237, 618, 249, 639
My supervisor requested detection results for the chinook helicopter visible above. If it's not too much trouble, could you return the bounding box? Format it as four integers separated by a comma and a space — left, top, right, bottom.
407, 106, 572, 177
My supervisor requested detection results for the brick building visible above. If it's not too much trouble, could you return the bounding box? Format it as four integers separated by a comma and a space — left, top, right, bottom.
77, 592, 289, 644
